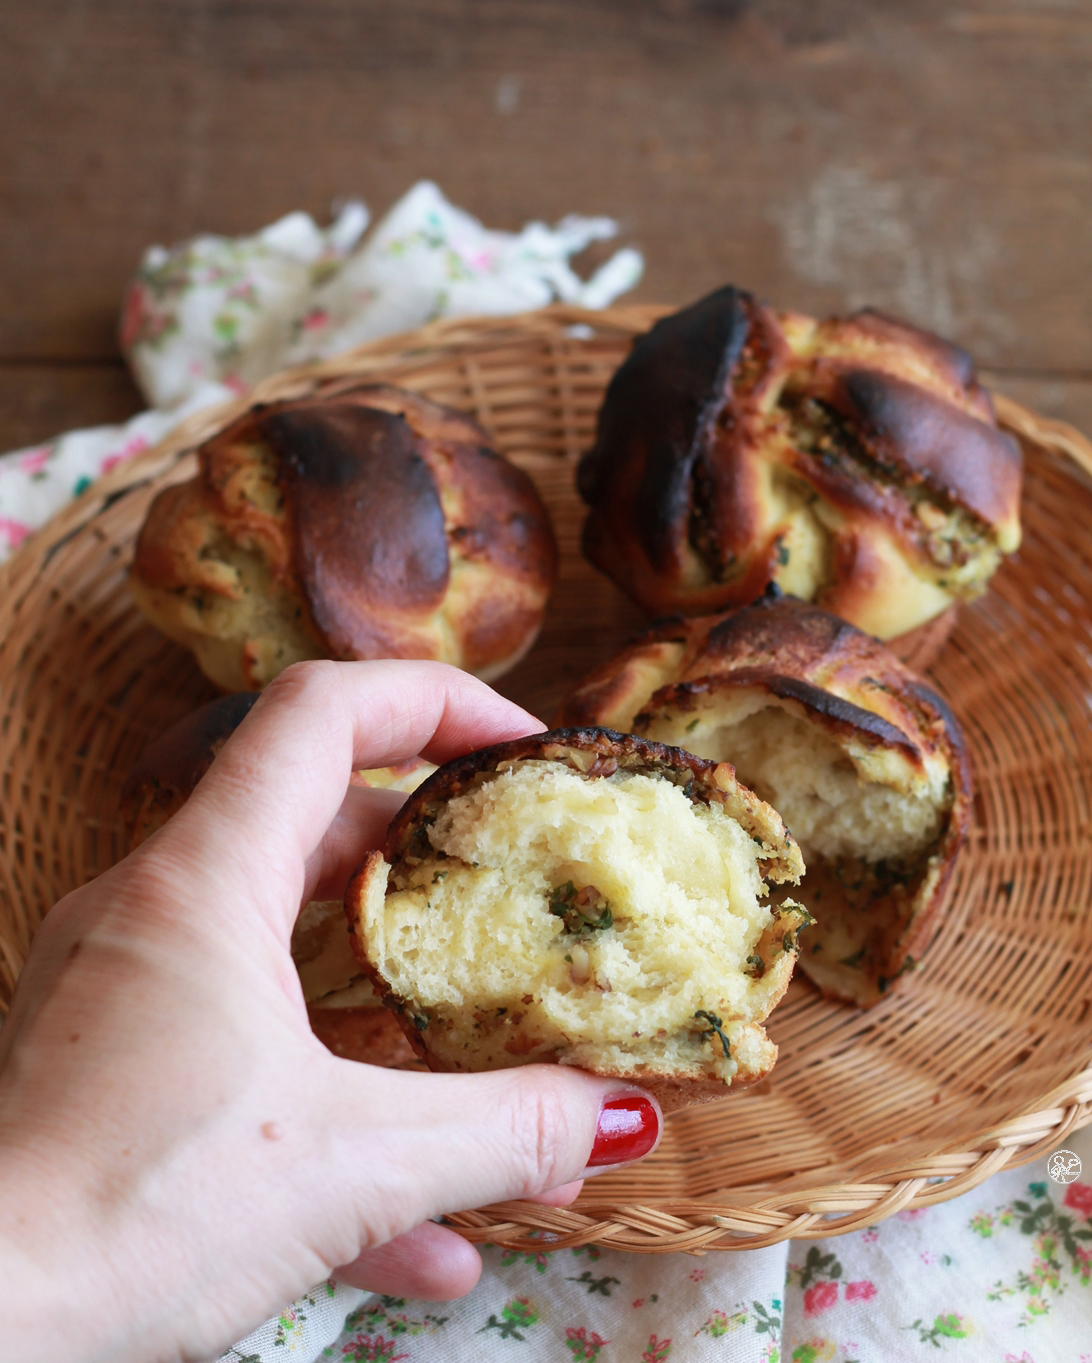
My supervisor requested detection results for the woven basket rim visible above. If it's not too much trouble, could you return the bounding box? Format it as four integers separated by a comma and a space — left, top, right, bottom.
3, 303, 1092, 1252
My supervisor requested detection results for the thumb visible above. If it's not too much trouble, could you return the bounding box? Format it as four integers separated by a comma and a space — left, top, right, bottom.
328, 1062, 662, 1245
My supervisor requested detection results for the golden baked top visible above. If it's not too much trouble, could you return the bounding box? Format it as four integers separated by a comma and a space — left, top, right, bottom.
577, 287, 1022, 639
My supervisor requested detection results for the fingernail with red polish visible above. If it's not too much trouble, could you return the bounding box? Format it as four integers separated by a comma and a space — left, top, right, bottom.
587, 1092, 661, 1167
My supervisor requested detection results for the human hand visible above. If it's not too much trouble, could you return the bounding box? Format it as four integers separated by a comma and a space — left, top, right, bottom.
0, 661, 661, 1363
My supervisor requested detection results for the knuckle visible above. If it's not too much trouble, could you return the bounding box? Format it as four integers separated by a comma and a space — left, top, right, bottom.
502, 1070, 579, 1195
262, 658, 338, 706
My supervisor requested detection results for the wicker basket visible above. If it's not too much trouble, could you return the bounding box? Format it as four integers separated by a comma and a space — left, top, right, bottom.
2, 305, 1092, 1255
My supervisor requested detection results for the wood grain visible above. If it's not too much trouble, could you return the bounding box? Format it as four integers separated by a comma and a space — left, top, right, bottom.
2, 0, 1091, 379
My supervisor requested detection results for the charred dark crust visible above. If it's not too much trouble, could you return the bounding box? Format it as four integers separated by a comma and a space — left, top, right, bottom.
818, 367, 1022, 529
575, 287, 1021, 625
262, 403, 452, 644
121, 691, 259, 817
578, 286, 752, 570
703, 590, 859, 663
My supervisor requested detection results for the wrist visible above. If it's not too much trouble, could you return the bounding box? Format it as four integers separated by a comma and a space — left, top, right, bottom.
0, 1143, 120, 1361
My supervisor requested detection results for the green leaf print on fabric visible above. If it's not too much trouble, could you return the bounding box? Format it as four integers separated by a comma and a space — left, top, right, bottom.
565, 1270, 621, 1296
273, 1284, 340, 1346
477, 1296, 540, 1341
563, 1325, 610, 1360
696, 1309, 748, 1337
753, 1300, 782, 1335
790, 1342, 855, 1363
972, 1180, 1092, 1326
334, 1297, 448, 1344
499, 1247, 552, 1274
788, 1248, 843, 1290
788, 1249, 844, 1318
905, 1312, 974, 1345
696, 1299, 782, 1341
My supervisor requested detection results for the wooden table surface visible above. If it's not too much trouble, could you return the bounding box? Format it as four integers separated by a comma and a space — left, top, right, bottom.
2, 0, 1090, 455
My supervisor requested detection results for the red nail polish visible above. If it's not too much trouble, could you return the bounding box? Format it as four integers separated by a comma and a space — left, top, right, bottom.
587, 1093, 660, 1167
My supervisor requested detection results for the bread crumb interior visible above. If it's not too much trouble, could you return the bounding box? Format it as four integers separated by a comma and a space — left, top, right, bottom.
646, 704, 945, 865
362, 761, 797, 1081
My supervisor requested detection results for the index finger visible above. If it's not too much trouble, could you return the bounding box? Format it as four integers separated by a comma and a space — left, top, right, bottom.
154, 660, 544, 932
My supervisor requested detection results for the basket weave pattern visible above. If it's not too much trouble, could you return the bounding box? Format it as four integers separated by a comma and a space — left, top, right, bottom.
2, 306, 1092, 1252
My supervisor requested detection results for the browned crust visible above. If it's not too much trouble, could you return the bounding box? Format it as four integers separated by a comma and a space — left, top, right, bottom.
805, 364, 1021, 530
577, 287, 1022, 632
556, 593, 973, 1007
132, 380, 557, 679
121, 692, 260, 847
260, 402, 452, 654
586, 1066, 771, 1116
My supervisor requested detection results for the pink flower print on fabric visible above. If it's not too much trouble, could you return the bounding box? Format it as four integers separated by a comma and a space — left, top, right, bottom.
564, 1325, 609, 1361
803, 1281, 839, 1316
641, 1335, 671, 1363
339, 1337, 408, 1363
1065, 1181, 1092, 1219
0, 518, 32, 552
897, 1207, 927, 1222
119, 281, 175, 351
17, 445, 53, 477
844, 1280, 877, 1303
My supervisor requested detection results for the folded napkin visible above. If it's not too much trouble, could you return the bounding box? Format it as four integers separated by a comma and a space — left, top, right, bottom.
0, 180, 642, 560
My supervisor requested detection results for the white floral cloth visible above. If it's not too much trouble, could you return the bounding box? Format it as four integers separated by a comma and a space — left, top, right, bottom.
0, 181, 643, 559
219, 1125, 1092, 1362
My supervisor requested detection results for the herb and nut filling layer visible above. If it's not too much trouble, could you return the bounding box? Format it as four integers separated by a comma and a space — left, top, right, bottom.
354, 758, 809, 1086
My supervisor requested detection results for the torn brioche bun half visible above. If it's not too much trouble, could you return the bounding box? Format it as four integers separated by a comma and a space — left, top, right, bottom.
558, 591, 973, 1007
345, 727, 810, 1113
